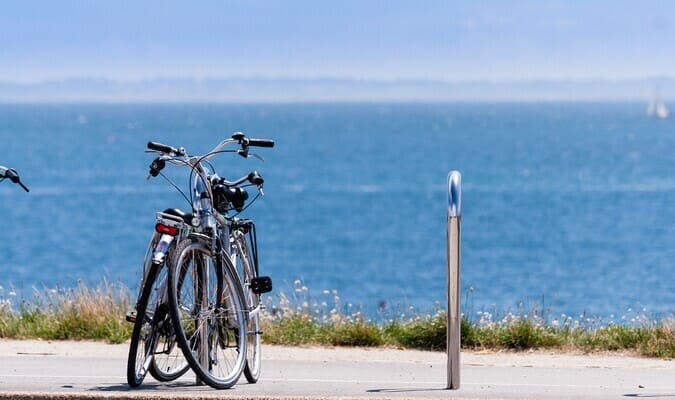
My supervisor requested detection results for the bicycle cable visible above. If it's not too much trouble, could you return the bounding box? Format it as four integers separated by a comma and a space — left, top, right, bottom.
158, 171, 192, 208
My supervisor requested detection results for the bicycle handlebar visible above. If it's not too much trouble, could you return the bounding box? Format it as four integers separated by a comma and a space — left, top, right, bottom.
147, 133, 273, 160
147, 141, 184, 156
248, 139, 275, 148
217, 170, 264, 187
220, 175, 249, 187
231, 132, 275, 148
146, 133, 273, 183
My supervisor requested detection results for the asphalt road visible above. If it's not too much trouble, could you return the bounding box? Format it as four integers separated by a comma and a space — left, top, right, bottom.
0, 340, 673, 399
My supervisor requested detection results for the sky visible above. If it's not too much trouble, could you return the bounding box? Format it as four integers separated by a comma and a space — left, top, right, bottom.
2, 0, 675, 83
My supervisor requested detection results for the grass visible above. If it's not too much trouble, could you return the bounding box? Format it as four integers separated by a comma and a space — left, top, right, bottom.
0, 280, 132, 344
0, 279, 673, 358
260, 281, 675, 358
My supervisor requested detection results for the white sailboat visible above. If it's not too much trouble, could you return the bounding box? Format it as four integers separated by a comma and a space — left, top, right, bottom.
648, 91, 669, 119
656, 98, 670, 119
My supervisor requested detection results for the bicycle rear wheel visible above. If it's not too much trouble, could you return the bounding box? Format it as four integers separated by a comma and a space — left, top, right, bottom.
147, 264, 190, 381
168, 238, 247, 389
127, 261, 162, 387
232, 230, 262, 383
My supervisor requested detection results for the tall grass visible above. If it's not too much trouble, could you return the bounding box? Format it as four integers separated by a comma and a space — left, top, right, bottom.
261, 280, 675, 358
0, 280, 132, 343
0, 279, 673, 358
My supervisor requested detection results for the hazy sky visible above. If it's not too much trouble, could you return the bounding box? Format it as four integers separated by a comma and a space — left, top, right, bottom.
2, 1, 675, 82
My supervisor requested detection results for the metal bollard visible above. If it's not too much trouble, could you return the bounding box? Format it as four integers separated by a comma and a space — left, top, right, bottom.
446, 171, 461, 390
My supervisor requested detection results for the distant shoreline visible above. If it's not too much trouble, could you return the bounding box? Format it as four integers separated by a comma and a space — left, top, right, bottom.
1, 76, 673, 102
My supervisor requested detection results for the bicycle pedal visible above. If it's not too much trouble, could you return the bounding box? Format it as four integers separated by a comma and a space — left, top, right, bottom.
125, 310, 137, 323
251, 276, 272, 294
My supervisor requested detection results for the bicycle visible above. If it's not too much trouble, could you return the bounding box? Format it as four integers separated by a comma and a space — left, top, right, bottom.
0, 166, 29, 192
144, 132, 273, 389
126, 188, 201, 385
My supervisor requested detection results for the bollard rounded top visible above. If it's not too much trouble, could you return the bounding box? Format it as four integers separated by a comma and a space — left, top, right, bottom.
447, 171, 461, 217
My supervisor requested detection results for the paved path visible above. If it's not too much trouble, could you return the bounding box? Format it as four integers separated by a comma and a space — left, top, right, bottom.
0, 340, 673, 399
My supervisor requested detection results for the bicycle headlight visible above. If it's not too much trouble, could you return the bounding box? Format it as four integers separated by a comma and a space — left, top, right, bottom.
213, 185, 249, 213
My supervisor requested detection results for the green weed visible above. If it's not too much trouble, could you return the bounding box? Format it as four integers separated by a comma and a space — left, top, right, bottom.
0, 279, 672, 358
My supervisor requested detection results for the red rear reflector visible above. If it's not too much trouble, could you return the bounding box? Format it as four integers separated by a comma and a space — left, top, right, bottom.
155, 223, 179, 236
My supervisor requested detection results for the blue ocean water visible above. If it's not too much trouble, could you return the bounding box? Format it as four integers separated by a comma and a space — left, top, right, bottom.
0, 103, 673, 318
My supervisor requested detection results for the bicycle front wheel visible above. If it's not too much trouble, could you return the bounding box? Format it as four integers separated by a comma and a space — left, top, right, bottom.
168, 238, 247, 389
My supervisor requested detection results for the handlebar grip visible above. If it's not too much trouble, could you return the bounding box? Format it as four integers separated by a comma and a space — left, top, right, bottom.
3, 168, 29, 192
248, 138, 275, 148
4, 168, 19, 183
147, 141, 176, 154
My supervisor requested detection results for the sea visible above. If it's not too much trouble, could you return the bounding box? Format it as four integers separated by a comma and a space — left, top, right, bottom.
0, 102, 673, 320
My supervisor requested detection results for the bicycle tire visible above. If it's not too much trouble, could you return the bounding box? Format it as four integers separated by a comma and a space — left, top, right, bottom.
232, 230, 262, 383
168, 237, 247, 389
146, 263, 190, 382
127, 261, 162, 387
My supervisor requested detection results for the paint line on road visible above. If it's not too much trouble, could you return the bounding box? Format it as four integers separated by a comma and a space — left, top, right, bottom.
0, 374, 125, 380
3, 374, 670, 391
265, 378, 646, 390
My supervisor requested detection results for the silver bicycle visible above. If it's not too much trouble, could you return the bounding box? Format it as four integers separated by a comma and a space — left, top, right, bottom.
144, 133, 273, 389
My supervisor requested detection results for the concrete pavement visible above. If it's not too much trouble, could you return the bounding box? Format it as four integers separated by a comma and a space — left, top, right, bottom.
0, 340, 673, 399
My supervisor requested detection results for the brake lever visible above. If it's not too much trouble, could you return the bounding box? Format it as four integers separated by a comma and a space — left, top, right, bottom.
248, 153, 265, 162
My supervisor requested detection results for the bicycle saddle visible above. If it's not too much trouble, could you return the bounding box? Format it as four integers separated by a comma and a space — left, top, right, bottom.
162, 208, 194, 224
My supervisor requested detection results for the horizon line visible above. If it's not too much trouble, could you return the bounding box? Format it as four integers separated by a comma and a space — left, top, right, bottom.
3, 75, 675, 85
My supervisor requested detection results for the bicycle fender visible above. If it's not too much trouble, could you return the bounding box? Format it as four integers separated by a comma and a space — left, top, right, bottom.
152, 234, 175, 264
